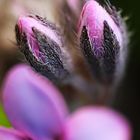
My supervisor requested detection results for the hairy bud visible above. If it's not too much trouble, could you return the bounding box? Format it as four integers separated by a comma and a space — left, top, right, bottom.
15, 15, 70, 84
78, 0, 128, 85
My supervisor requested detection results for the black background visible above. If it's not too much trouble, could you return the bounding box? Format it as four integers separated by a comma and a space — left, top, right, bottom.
111, 0, 140, 139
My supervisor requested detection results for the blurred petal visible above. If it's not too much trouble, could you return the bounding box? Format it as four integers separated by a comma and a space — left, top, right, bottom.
62, 107, 131, 140
0, 127, 26, 140
66, 0, 84, 15
2, 64, 69, 140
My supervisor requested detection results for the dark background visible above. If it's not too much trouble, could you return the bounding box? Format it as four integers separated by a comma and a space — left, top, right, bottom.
112, 0, 140, 139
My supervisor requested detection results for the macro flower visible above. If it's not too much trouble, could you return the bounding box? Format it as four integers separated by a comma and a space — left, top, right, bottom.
1, 65, 131, 140
0, 0, 131, 139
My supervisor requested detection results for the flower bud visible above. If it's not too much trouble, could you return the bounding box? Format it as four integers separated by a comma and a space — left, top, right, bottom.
62, 107, 131, 140
15, 15, 70, 84
78, 0, 128, 84
2, 65, 69, 140
0, 127, 26, 140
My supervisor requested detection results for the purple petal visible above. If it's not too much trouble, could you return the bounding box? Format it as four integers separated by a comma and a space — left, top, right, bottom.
0, 127, 26, 140
2, 64, 69, 140
62, 107, 131, 140
78, 0, 123, 47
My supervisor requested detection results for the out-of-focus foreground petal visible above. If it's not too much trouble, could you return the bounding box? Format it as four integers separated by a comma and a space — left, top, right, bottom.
62, 107, 131, 140
0, 127, 26, 140
2, 64, 69, 140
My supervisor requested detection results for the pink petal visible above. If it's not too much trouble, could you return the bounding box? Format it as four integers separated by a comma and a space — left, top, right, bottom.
2, 64, 69, 140
0, 127, 26, 140
62, 107, 131, 140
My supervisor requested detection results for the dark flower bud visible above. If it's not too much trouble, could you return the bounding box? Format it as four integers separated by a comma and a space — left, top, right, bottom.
15, 15, 70, 84
78, 0, 128, 85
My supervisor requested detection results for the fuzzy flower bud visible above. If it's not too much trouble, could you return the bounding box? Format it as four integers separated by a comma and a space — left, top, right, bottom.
78, 0, 128, 84
15, 15, 70, 84
2, 65, 68, 140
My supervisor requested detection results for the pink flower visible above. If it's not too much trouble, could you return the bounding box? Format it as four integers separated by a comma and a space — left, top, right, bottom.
1, 65, 131, 140
0, 0, 131, 139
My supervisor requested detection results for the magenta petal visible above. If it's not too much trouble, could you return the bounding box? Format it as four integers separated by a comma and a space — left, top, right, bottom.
2, 65, 69, 140
62, 107, 131, 140
0, 127, 26, 140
